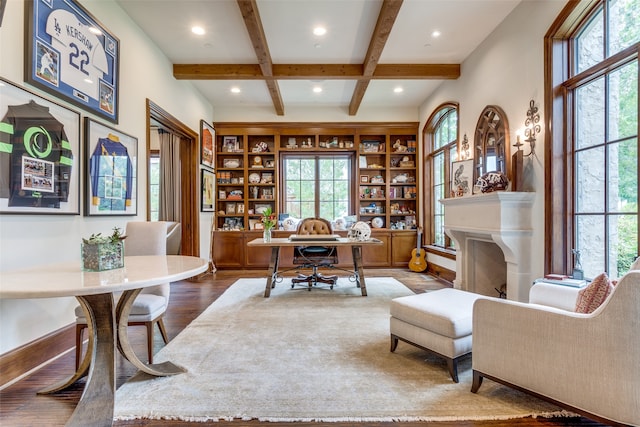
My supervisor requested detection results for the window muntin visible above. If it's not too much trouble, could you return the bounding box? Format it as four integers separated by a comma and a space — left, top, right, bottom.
282, 154, 351, 221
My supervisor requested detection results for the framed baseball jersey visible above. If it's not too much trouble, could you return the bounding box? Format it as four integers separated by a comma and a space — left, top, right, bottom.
25, 0, 120, 123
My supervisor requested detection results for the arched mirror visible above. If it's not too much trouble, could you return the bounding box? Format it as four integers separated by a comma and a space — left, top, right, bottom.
473, 105, 509, 182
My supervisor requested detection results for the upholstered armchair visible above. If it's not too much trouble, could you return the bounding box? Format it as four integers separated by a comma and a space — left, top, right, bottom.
75, 221, 179, 368
471, 270, 640, 426
291, 217, 338, 290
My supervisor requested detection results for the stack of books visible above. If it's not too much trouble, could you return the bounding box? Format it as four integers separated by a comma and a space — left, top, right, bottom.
536, 274, 588, 288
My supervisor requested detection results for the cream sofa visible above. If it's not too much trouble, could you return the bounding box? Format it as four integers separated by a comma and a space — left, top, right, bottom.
471, 270, 640, 426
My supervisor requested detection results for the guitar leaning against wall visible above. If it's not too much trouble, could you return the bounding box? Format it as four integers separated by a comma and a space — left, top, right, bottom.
409, 227, 427, 272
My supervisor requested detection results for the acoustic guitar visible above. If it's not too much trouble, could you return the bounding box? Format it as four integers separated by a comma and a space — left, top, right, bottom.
409, 227, 427, 272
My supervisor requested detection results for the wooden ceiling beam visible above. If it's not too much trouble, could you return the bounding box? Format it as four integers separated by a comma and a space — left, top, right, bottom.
237, 0, 284, 115
349, 0, 403, 115
173, 63, 460, 80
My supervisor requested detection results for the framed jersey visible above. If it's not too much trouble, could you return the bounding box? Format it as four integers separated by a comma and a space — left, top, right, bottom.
0, 76, 81, 214
25, 0, 119, 123
84, 118, 137, 216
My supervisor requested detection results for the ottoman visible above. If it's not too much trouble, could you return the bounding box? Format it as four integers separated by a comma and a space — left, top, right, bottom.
390, 288, 484, 382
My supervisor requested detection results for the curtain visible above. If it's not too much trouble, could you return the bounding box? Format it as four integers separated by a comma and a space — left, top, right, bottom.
158, 130, 181, 221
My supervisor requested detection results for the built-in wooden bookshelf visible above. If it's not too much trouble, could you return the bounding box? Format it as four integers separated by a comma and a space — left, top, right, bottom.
211, 122, 419, 269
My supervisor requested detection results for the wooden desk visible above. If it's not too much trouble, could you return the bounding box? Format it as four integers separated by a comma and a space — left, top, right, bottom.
0, 255, 208, 427
247, 237, 383, 297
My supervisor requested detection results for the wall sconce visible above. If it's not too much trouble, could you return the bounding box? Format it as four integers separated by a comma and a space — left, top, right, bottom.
460, 134, 470, 160
523, 99, 540, 157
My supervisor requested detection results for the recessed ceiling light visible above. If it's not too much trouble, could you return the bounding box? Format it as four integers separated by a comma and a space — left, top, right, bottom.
313, 26, 327, 36
394, 87, 403, 93
431, 30, 441, 38
230, 87, 241, 94
313, 86, 322, 93
192, 26, 205, 36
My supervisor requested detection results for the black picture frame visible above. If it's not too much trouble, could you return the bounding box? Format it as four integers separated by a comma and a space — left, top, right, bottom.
25, 0, 120, 123
201, 168, 214, 212
0, 76, 81, 214
200, 120, 214, 169
84, 118, 137, 216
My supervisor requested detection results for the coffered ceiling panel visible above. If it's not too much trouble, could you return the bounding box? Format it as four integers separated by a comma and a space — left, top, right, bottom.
117, 0, 522, 115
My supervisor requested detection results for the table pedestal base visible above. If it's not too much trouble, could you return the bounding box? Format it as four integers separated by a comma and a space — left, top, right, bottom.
38, 290, 185, 427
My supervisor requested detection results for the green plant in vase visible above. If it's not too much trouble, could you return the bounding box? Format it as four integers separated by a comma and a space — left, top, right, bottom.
81, 227, 126, 271
261, 207, 276, 242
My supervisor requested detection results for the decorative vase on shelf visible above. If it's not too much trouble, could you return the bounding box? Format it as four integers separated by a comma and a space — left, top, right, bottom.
263, 229, 272, 243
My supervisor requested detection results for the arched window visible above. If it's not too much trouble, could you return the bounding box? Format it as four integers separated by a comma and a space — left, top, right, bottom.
546, 0, 639, 278
423, 103, 459, 248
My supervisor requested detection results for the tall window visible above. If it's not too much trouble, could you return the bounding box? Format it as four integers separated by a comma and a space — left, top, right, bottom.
149, 151, 160, 221
282, 154, 352, 221
425, 104, 458, 248
547, 0, 639, 278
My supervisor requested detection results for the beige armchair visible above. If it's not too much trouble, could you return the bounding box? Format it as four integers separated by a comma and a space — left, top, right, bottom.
471, 270, 640, 426
75, 221, 179, 368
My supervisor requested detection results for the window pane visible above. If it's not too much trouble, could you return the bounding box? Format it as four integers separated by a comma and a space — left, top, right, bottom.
608, 138, 638, 211
608, 60, 638, 141
576, 146, 605, 213
609, 213, 638, 277
608, 0, 640, 57
575, 7, 604, 73
576, 77, 605, 149
576, 215, 606, 278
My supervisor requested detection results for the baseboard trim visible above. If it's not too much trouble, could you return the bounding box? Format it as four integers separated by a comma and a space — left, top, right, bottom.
0, 324, 74, 389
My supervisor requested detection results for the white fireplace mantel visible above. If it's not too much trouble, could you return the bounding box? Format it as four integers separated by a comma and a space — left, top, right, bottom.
441, 192, 536, 302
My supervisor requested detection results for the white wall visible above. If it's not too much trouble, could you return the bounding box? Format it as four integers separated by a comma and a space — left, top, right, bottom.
0, 0, 212, 353
418, 0, 568, 276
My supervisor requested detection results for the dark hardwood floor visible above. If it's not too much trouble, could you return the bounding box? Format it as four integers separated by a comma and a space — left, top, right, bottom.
0, 269, 607, 427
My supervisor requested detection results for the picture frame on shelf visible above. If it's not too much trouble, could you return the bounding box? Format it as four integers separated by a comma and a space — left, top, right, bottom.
360, 175, 369, 183
450, 159, 474, 197
0, 76, 81, 215
265, 159, 275, 168
226, 202, 236, 214
200, 120, 214, 168
84, 118, 138, 216
25, 0, 120, 123
223, 136, 239, 152
236, 203, 245, 214
201, 168, 214, 212
359, 155, 368, 168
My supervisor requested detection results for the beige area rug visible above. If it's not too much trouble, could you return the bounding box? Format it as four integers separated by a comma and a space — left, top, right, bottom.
114, 277, 572, 423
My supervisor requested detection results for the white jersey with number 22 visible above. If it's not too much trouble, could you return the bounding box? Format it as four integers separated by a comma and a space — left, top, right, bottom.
46, 9, 108, 100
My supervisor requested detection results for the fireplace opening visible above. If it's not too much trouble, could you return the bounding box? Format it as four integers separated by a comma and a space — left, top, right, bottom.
468, 239, 507, 298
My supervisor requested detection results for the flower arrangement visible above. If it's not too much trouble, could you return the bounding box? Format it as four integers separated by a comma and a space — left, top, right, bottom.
261, 207, 276, 231
81, 227, 126, 271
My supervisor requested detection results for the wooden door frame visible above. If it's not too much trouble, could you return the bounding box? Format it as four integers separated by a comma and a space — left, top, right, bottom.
146, 99, 199, 257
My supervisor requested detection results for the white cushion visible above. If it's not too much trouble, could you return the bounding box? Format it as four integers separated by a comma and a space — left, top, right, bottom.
390, 289, 483, 338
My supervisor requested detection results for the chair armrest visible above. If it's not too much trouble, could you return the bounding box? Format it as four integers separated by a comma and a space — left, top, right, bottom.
528, 281, 580, 311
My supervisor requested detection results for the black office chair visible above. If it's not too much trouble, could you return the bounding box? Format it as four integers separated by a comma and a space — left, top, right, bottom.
291, 218, 338, 290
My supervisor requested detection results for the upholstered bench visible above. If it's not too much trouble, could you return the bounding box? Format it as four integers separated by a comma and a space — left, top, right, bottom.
390, 288, 484, 382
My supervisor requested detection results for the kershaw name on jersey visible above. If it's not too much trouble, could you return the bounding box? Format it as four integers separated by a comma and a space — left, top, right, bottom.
46, 9, 108, 100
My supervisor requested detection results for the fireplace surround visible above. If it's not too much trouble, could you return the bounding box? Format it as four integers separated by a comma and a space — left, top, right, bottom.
441, 192, 535, 302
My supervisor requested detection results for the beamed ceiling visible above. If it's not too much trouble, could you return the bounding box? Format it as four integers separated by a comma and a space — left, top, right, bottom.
116, 0, 522, 116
